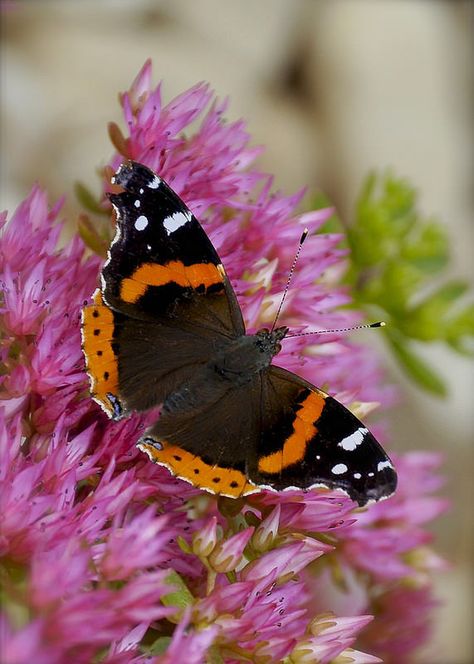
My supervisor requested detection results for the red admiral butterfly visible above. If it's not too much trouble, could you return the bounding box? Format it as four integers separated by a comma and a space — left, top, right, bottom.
81, 162, 397, 506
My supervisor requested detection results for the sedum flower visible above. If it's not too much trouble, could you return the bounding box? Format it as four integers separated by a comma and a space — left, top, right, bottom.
241, 538, 329, 584
208, 527, 254, 573
192, 515, 219, 558
339, 452, 449, 583
252, 503, 281, 552
0, 60, 447, 663
290, 614, 381, 664
358, 585, 440, 662
156, 608, 219, 664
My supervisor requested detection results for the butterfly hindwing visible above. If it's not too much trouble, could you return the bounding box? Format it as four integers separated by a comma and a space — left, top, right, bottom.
132, 362, 397, 506
138, 375, 262, 498
250, 366, 397, 506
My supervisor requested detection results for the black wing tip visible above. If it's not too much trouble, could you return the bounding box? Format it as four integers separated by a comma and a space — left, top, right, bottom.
350, 466, 398, 507
111, 161, 159, 193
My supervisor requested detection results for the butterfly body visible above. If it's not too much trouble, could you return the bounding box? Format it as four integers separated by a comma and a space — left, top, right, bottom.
162, 327, 286, 416
81, 161, 397, 506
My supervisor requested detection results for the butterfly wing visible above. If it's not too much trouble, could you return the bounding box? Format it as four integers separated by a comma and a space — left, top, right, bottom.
81, 161, 244, 418
102, 161, 244, 334
136, 364, 396, 506
138, 375, 262, 498
83, 161, 396, 507
249, 365, 397, 506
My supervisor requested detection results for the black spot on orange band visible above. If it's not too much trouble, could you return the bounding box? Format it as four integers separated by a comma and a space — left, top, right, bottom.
82, 289, 119, 417
137, 439, 259, 498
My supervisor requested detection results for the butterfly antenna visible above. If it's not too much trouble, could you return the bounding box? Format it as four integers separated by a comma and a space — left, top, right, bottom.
270, 228, 309, 332
285, 321, 386, 338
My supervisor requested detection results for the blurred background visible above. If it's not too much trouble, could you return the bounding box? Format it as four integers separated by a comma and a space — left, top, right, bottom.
1, 1, 472, 662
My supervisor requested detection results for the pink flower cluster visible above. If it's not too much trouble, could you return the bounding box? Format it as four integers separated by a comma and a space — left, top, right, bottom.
0, 61, 447, 663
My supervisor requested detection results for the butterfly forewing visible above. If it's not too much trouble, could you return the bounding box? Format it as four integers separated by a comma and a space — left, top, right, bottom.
102, 161, 244, 335
82, 161, 243, 417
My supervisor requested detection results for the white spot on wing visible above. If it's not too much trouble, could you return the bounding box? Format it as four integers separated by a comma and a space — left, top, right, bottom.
139, 188, 144, 194
163, 210, 192, 235
148, 175, 161, 189
331, 463, 348, 475
134, 200, 140, 208
134, 215, 148, 231
338, 427, 368, 451
377, 460, 393, 472
353, 472, 362, 479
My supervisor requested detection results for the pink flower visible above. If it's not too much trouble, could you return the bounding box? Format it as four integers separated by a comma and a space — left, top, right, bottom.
289, 614, 381, 664
252, 504, 281, 551
241, 539, 329, 583
192, 515, 218, 557
105, 623, 149, 663
195, 574, 309, 658
0, 617, 59, 664
208, 527, 254, 573
156, 608, 219, 664
0, 60, 447, 662
250, 490, 358, 534
340, 452, 449, 582
96, 507, 172, 581
359, 586, 439, 662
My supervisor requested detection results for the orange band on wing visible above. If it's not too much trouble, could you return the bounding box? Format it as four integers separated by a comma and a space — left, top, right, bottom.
81, 289, 119, 417
120, 260, 225, 303
258, 392, 325, 474
138, 440, 259, 498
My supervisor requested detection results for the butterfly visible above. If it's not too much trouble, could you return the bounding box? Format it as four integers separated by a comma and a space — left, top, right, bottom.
81, 161, 397, 506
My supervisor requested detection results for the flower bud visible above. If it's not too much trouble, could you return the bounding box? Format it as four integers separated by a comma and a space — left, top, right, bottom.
192, 516, 218, 558
252, 504, 281, 552
208, 527, 254, 573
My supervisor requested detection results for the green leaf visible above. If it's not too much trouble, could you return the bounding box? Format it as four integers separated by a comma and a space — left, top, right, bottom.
143, 636, 172, 655
386, 332, 447, 396
431, 281, 470, 302
161, 570, 194, 616
401, 222, 449, 273
77, 214, 108, 258
400, 281, 470, 341
351, 171, 418, 267
376, 260, 422, 315
343, 169, 473, 394
176, 535, 192, 554
445, 302, 474, 355
75, 181, 108, 215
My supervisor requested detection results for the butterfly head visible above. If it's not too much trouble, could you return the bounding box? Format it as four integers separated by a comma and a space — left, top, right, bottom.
255, 326, 289, 357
